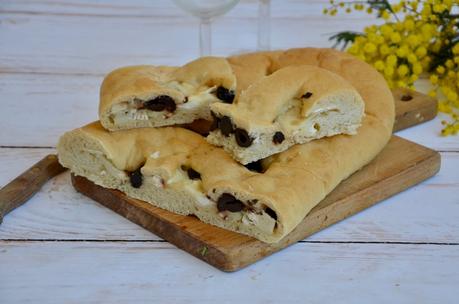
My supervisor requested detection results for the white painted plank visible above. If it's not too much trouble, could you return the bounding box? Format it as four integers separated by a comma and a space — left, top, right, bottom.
0, 148, 55, 185
1, 0, 370, 18
0, 241, 457, 303
0, 73, 100, 146
0, 0, 378, 75
1, 72, 458, 150
1, 148, 458, 243
396, 113, 459, 152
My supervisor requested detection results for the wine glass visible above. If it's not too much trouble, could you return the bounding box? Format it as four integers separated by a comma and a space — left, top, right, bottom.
172, 0, 240, 56
258, 0, 271, 50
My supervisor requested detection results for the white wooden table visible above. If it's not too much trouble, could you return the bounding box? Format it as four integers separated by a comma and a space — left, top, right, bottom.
0, 1, 458, 302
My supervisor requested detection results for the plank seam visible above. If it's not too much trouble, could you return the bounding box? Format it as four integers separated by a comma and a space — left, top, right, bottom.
0, 9, 186, 19
0, 239, 457, 245
0, 146, 56, 149
0, 71, 104, 77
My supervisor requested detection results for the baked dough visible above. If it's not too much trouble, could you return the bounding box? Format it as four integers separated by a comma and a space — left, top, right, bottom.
207, 65, 365, 164
58, 48, 394, 243
99, 57, 236, 131
58, 122, 282, 242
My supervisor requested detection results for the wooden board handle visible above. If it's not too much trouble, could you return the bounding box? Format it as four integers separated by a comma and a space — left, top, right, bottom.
393, 88, 438, 132
0, 154, 66, 224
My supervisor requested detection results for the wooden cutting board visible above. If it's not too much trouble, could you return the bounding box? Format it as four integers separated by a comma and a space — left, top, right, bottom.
71, 88, 441, 272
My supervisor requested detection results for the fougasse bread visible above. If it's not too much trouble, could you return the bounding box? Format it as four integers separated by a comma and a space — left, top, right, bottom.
207, 65, 365, 164
58, 48, 394, 243
99, 56, 236, 131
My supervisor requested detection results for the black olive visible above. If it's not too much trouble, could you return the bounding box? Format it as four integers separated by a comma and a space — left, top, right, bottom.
235, 128, 253, 147
144, 95, 176, 112
215, 86, 235, 104
272, 131, 285, 144
219, 116, 234, 136
129, 168, 143, 188
217, 193, 244, 212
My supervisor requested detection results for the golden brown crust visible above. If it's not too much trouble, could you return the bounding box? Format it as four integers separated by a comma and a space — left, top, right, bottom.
227, 51, 282, 96
171, 56, 236, 89
60, 47, 394, 243
212, 65, 363, 126
270, 48, 394, 131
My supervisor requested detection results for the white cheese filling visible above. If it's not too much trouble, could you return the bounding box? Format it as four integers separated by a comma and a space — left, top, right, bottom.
108, 85, 219, 124
180, 87, 218, 110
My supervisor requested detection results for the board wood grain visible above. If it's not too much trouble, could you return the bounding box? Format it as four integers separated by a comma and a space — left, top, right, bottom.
72, 135, 440, 271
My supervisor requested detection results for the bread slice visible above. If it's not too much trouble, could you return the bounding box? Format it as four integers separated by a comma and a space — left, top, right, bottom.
99, 57, 236, 131
207, 65, 365, 164
58, 122, 283, 243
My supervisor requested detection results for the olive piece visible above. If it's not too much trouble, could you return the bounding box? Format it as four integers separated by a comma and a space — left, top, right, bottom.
219, 116, 234, 136
235, 128, 253, 147
216, 86, 235, 104
217, 193, 244, 212
272, 131, 285, 144
129, 168, 143, 188
144, 95, 176, 112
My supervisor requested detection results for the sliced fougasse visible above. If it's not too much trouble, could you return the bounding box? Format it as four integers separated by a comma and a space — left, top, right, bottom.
207, 65, 365, 164
99, 57, 237, 131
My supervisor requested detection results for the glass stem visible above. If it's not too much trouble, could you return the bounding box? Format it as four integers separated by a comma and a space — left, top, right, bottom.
258, 0, 271, 50
199, 17, 212, 56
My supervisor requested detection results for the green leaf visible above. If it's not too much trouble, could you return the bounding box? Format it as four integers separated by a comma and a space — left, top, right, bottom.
329, 31, 364, 50
367, 0, 394, 13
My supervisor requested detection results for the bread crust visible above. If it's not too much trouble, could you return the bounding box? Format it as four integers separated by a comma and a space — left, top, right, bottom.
59, 48, 394, 243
